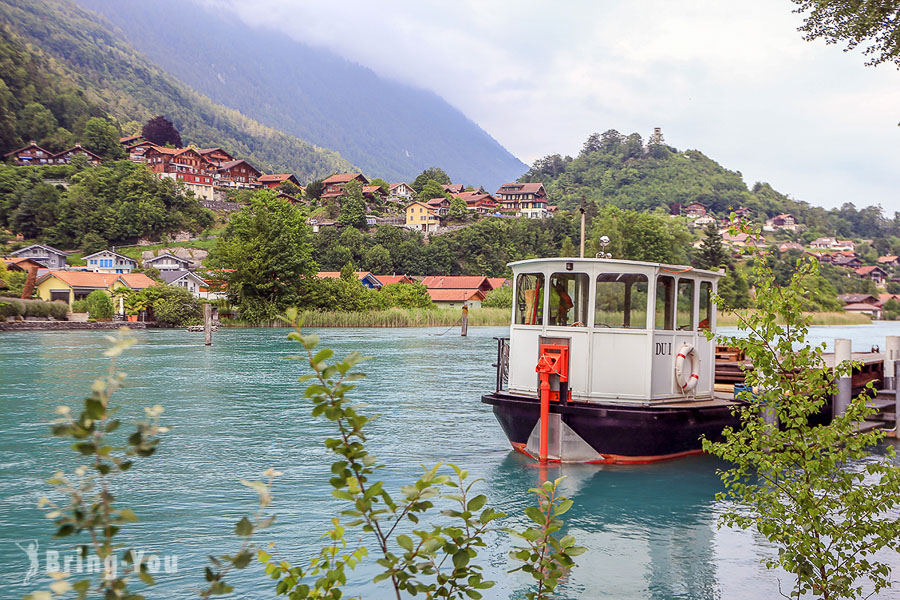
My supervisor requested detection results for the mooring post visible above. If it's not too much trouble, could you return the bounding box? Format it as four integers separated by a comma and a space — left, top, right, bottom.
204, 304, 212, 346
884, 336, 900, 390
461, 304, 468, 337
834, 338, 852, 417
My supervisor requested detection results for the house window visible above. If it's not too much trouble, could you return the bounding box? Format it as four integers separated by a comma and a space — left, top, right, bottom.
655, 275, 675, 330
549, 272, 588, 327
595, 273, 648, 329
515, 273, 545, 326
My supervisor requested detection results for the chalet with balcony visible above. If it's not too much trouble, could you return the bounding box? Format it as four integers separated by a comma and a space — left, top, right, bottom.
143, 252, 193, 271
4, 142, 53, 165
832, 255, 862, 269
126, 140, 157, 162
322, 173, 369, 198
683, 202, 707, 218
362, 185, 388, 202
198, 148, 235, 167
878, 256, 900, 267
119, 135, 142, 146
145, 147, 216, 200
83, 250, 137, 274
495, 182, 549, 218
52, 145, 102, 165
217, 159, 261, 188
389, 182, 415, 202
405, 201, 439, 233
10, 244, 70, 269
426, 197, 451, 216
856, 265, 889, 285
765, 213, 798, 231
258, 173, 301, 189
442, 184, 464, 194
160, 269, 210, 298
453, 191, 498, 214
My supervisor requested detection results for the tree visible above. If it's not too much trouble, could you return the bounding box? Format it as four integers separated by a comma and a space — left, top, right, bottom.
792, 0, 900, 67
83, 117, 124, 160
380, 281, 433, 308
705, 234, 900, 600
412, 167, 450, 192
337, 180, 367, 229
560, 236, 577, 257
695, 223, 728, 270
368, 177, 390, 195
362, 244, 391, 274
305, 178, 324, 201
209, 190, 315, 322
276, 181, 301, 197
79, 232, 107, 255
419, 180, 448, 201
482, 286, 513, 309
447, 196, 468, 220
85, 289, 113, 320
141, 115, 182, 147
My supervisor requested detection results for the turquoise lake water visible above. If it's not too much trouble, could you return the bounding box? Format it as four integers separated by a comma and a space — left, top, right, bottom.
0, 324, 898, 599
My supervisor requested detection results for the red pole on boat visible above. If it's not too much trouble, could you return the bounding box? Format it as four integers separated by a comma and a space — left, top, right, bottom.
539, 371, 550, 462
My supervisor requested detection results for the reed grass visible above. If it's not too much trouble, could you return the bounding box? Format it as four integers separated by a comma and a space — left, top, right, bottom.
717, 310, 871, 327
224, 307, 510, 328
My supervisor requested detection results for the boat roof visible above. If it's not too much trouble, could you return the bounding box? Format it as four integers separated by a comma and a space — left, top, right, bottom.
507, 257, 724, 278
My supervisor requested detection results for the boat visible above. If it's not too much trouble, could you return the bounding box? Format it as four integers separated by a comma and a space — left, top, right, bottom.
481, 256, 738, 464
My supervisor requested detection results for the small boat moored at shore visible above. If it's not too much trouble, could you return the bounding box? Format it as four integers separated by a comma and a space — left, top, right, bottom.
482, 256, 736, 464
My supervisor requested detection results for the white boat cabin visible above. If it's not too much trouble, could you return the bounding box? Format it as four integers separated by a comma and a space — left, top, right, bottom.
507, 258, 722, 404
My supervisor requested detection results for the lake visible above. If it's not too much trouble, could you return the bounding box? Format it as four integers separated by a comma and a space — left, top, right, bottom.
0, 324, 898, 599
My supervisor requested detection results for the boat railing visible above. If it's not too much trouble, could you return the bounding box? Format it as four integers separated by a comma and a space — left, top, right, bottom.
493, 337, 510, 392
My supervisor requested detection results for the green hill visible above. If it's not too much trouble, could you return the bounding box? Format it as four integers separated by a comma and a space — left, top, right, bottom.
0, 0, 355, 181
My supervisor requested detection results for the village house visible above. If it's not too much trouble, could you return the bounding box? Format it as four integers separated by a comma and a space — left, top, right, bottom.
160, 269, 209, 298
322, 173, 369, 198
217, 159, 261, 189
778, 242, 805, 252
145, 147, 216, 201
197, 148, 235, 167
720, 231, 765, 248
427, 288, 485, 309
842, 302, 881, 319
855, 265, 889, 286
4, 142, 53, 165
877, 256, 900, 267
837, 293, 880, 306
442, 184, 465, 195
374, 275, 415, 286
258, 173, 302, 189
733, 206, 752, 219
692, 215, 717, 228
51, 145, 102, 165
495, 182, 549, 218
426, 197, 451, 216
307, 218, 337, 233
83, 250, 137, 274
453, 191, 498, 214
405, 201, 440, 233
10, 244, 69, 269
421, 276, 496, 296
126, 140, 157, 162
389, 182, 415, 202
832, 255, 862, 269
317, 271, 383, 289
143, 252, 193, 271
362, 185, 388, 202
35, 271, 156, 306
682, 202, 707, 218
764, 213, 798, 232
119, 135, 142, 146
1, 256, 44, 274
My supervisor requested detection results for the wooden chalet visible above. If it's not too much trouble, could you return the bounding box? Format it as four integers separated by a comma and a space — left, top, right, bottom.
126, 140, 157, 162
217, 159, 261, 188
421, 276, 494, 296
426, 197, 451, 216
198, 148, 236, 167
442, 184, 464, 194
4, 142, 53, 165
258, 173, 301, 189
856, 265, 889, 285
494, 182, 549, 218
322, 173, 369, 198
453, 191, 498, 214
683, 202, 707, 218
119, 135, 142, 146
362, 185, 387, 201
146, 147, 213, 175
52, 145, 102, 165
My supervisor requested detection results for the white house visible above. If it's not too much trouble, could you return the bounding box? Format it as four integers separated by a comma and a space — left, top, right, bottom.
389, 182, 415, 202
83, 250, 137, 274
159, 269, 212, 298
144, 252, 193, 271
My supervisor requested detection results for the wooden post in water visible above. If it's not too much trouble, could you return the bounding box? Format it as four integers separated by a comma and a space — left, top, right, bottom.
461, 304, 468, 337
885, 336, 900, 390
834, 338, 851, 417
204, 304, 212, 346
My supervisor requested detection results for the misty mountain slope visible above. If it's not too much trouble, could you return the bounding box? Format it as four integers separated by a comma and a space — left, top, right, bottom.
0, 0, 355, 180
77, 0, 528, 188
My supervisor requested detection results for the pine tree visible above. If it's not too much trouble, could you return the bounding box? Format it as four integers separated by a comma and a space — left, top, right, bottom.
696, 224, 727, 270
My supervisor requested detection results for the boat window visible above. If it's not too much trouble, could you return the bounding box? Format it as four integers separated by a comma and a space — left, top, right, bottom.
655, 275, 675, 330
677, 279, 694, 330
515, 273, 545, 325
595, 273, 648, 329
699, 281, 713, 330
549, 273, 588, 327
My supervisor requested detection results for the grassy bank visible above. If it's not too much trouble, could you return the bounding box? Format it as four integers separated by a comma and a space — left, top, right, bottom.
718, 311, 871, 327
224, 307, 510, 328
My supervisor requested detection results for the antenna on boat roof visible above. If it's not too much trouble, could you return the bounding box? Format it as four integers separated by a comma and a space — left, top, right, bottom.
579, 201, 586, 258
596, 236, 611, 259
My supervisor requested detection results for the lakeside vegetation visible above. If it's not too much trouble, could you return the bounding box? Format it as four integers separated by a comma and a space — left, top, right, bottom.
717, 310, 870, 327
224, 306, 509, 328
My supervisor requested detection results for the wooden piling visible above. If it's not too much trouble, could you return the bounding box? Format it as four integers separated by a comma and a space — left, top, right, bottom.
461, 304, 468, 337
834, 338, 851, 417
204, 304, 212, 346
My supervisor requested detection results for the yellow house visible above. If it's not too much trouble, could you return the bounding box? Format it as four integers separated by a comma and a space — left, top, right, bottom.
405, 201, 440, 233
36, 271, 157, 306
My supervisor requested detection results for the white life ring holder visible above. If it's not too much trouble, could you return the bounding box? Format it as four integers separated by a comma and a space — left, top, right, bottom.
674, 344, 701, 392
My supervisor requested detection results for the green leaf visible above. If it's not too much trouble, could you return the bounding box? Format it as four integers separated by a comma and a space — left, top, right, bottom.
234, 516, 253, 537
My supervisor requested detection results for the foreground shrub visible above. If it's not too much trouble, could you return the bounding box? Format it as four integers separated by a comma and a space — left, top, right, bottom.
85, 290, 114, 320
0, 296, 68, 320
482, 286, 513, 309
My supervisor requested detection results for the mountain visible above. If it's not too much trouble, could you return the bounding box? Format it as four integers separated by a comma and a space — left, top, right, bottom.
75, 0, 528, 189
0, 0, 355, 180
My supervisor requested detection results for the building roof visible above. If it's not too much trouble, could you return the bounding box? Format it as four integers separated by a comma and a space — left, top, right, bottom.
496, 182, 546, 195
218, 159, 261, 174
375, 275, 414, 286
487, 278, 507, 289
317, 271, 382, 286
37, 270, 156, 289
427, 288, 485, 302
144, 252, 192, 265
3, 141, 49, 157
51, 145, 102, 161
119, 135, 141, 144
258, 173, 299, 184
856, 266, 887, 276
778, 242, 805, 252
83, 249, 136, 263
362, 185, 386, 195
389, 182, 411, 190
421, 276, 491, 290
877, 256, 899, 264
838, 293, 879, 305
453, 191, 496, 204
1, 256, 43, 271
10, 243, 70, 257
197, 147, 233, 156
442, 184, 464, 194
426, 198, 450, 206
323, 173, 368, 185
842, 302, 880, 313
159, 269, 206, 285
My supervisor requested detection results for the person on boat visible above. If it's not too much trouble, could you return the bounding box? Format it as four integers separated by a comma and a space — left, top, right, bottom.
554, 280, 574, 326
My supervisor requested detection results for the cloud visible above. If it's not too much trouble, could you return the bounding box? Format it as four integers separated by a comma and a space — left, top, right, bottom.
204, 0, 897, 210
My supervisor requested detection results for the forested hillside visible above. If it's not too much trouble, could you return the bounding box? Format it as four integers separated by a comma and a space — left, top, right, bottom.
522, 130, 900, 240
0, 0, 355, 181
76, 0, 528, 188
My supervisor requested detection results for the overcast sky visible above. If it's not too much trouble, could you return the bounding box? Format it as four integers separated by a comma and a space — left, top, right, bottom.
209, 0, 898, 212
